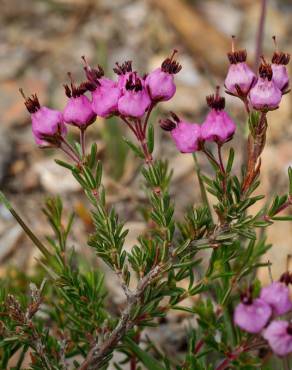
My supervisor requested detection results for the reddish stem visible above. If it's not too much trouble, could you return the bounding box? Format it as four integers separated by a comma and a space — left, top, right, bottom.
120, 116, 139, 137
121, 116, 153, 165
143, 102, 155, 134
217, 143, 227, 196
202, 147, 220, 170
135, 119, 144, 141
242, 112, 267, 193
263, 196, 292, 221
243, 97, 251, 115
215, 358, 231, 370
60, 140, 81, 164
194, 339, 204, 354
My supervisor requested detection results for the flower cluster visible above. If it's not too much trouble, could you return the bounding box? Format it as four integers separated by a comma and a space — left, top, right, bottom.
161, 36, 290, 155
18, 36, 292, 366
234, 273, 292, 356
21, 51, 182, 161
226, 35, 289, 110
160, 87, 236, 153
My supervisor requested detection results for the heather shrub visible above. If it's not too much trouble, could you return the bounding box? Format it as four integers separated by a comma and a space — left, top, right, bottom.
0, 38, 292, 370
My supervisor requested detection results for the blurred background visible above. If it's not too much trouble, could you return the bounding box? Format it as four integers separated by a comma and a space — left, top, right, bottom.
0, 0, 292, 365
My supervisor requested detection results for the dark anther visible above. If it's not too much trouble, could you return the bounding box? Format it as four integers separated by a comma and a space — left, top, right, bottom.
125, 73, 142, 92
272, 36, 290, 65
240, 286, 253, 305
80, 81, 96, 92
227, 49, 247, 64
169, 111, 180, 123
161, 50, 182, 74
64, 72, 93, 98
227, 35, 247, 64
206, 86, 225, 110
81, 56, 104, 85
113, 61, 133, 75
159, 118, 177, 132
259, 60, 273, 81
280, 272, 292, 286
19, 88, 41, 113
272, 52, 290, 66
287, 324, 292, 335
63, 84, 72, 98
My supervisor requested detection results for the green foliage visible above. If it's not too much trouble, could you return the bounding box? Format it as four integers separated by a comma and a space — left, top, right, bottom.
1, 112, 292, 370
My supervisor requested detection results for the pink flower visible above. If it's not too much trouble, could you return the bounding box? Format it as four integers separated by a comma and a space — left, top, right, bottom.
225, 38, 256, 96
82, 57, 121, 117
263, 321, 292, 356
201, 88, 236, 143
145, 50, 182, 102
21, 91, 66, 148
91, 78, 121, 118
118, 72, 151, 118
260, 282, 292, 316
234, 297, 272, 333
271, 51, 290, 93
63, 74, 96, 128
160, 112, 201, 153
249, 62, 282, 111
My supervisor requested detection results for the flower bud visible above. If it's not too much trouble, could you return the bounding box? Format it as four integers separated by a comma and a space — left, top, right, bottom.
271, 37, 290, 93
263, 321, 292, 356
21, 90, 67, 148
234, 296, 272, 333
225, 37, 256, 97
145, 50, 181, 102
160, 112, 201, 153
201, 88, 236, 144
249, 61, 282, 111
118, 72, 151, 118
82, 57, 121, 118
63, 73, 96, 128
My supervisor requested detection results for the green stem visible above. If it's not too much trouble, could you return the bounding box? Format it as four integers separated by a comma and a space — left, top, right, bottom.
0, 192, 51, 259
80, 128, 86, 159
192, 153, 213, 225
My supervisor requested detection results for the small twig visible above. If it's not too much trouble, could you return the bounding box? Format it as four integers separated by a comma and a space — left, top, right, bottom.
115, 268, 132, 299
78, 265, 164, 370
